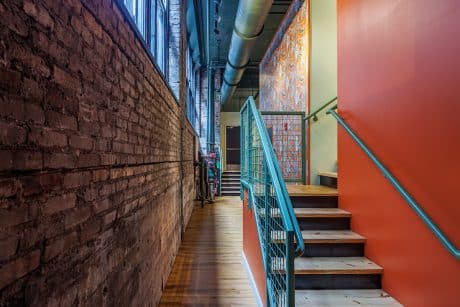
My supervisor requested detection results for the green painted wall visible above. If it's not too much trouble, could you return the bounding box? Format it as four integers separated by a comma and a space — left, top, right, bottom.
309, 0, 338, 184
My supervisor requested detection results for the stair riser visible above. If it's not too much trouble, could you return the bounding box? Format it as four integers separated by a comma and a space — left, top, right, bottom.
222, 176, 240, 180
301, 243, 365, 257
291, 196, 338, 208
295, 274, 381, 290
274, 243, 364, 257
221, 184, 240, 188
297, 217, 350, 230
319, 176, 337, 189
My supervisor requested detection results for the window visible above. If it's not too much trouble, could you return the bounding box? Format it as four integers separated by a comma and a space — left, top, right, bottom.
123, 0, 146, 38
186, 47, 200, 133
120, 0, 168, 77
155, 0, 167, 74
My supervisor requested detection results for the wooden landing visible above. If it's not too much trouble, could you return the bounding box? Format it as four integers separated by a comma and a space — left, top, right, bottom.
287, 185, 338, 196
159, 197, 257, 306
319, 171, 338, 178
295, 289, 403, 306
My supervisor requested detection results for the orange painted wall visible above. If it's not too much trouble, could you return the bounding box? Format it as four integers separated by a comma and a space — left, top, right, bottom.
337, 1, 460, 306
242, 190, 267, 306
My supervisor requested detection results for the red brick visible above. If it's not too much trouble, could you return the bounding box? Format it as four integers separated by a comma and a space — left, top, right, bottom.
23, 1, 38, 18
93, 198, 109, 213
44, 153, 75, 169
38, 173, 63, 191
0, 150, 13, 171
0, 122, 27, 145
0, 179, 18, 198
83, 10, 102, 39
0, 206, 30, 228
77, 153, 100, 168
69, 135, 93, 150
0, 237, 18, 261
1, 8, 29, 37
44, 231, 78, 261
53, 66, 81, 93
80, 219, 101, 243
37, 6, 54, 29
83, 186, 98, 201
0, 96, 25, 120
92, 169, 109, 182
13, 151, 43, 170
24, 102, 45, 124
42, 193, 76, 215
63, 171, 91, 189
46, 110, 77, 130
19, 176, 42, 196
29, 127, 67, 148
0, 250, 40, 289
102, 210, 116, 225
64, 206, 91, 229
11, 44, 51, 78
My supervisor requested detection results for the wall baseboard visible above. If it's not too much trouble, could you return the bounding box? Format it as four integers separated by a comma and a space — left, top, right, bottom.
242, 252, 264, 307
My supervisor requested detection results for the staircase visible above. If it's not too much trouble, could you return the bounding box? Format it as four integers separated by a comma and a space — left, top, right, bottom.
221, 170, 241, 196
289, 172, 402, 306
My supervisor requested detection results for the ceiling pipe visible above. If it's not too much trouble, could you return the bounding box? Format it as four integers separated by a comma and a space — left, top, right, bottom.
220, 0, 273, 105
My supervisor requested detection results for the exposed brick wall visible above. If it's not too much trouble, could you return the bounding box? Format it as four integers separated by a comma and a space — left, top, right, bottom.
0, 0, 196, 305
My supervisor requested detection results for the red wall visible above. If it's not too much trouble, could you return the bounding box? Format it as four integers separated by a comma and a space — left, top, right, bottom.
337, 1, 460, 306
242, 191, 267, 306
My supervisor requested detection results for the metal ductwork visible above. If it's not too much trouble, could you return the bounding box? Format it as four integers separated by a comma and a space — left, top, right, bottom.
220, 0, 273, 105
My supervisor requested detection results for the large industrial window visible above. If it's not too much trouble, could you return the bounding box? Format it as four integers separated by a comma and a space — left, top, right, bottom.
121, 0, 168, 77
186, 47, 199, 133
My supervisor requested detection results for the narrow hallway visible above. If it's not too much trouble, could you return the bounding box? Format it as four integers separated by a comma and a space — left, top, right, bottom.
159, 197, 257, 306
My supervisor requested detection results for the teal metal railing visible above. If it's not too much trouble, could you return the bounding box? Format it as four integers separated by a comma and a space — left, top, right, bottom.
216, 145, 223, 196
304, 96, 338, 122
327, 105, 460, 260
241, 96, 305, 306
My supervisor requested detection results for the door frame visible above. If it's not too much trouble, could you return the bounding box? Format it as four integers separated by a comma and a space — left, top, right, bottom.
225, 125, 241, 170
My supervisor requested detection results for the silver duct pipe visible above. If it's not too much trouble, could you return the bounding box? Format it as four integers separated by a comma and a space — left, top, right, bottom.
220, 0, 273, 105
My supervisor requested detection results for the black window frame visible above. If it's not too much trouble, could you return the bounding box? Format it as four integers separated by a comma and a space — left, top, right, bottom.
116, 0, 175, 102
185, 46, 200, 135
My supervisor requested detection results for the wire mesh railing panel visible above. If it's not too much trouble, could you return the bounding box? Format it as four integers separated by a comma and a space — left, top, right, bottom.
241, 97, 299, 307
262, 113, 305, 183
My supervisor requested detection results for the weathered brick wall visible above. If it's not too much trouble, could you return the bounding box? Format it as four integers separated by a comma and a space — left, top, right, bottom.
0, 0, 195, 305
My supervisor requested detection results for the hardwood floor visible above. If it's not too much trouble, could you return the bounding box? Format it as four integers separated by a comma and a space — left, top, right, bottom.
159, 196, 257, 306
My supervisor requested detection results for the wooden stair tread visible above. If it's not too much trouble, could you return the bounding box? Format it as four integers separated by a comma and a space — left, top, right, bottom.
295, 289, 402, 306
294, 208, 350, 218
263, 208, 350, 218
287, 185, 338, 196
293, 257, 383, 275
301, 230, 366, 243
272, 230, 365, 244
318, 171, 338, 179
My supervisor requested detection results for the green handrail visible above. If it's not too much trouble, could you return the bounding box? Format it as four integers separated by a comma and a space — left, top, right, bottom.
241, 96, 305, 306
327, 105, 460, 260
216, 145, 223, 195
304, 96, 338, 122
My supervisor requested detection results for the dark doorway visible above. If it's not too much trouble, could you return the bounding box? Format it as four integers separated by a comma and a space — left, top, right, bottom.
226, 126, 240, 168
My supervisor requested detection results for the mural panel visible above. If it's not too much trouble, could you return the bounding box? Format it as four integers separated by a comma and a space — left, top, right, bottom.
260, 0, 309, 113
259, 0, 309, 182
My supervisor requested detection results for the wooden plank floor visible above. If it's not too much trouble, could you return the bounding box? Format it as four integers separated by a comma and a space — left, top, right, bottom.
159, 196, 257, 306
